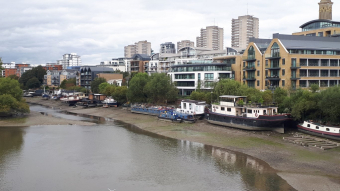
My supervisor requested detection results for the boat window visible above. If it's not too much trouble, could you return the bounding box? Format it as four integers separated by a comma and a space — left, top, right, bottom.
227, 108, 231, 112
247, 109, 252, 114
263, 110, 266, 115
326, 128, 330, 131
316, 126, 319, 129
307, 124, 310, 127
221, 107, 225, 111
184, 103, 187, 109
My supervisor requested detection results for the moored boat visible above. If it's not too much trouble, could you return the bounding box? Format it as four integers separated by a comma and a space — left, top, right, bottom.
102, 97, 118, 107
297, 121, 340, 141
158, 110, 182, 123
131, 105, 163, 116
206, 95, 293, 133
176, 99, 207, 119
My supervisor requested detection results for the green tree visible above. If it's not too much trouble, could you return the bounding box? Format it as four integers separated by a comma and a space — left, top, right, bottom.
0, 58, 3, 77
19, 66, 46, 89
112, 86, 128, 104
127, 73, 149, 103
310, 83, 320, 93
0, 78, 29, 115
214, 79, 248, 98
98, 82, 112, 94
90, 77, 106, 93
67, 86, 87, 93
262, 90, 273, 105
245, 88, 262, 103
144, 73, 178, 104
26, 77, 41, 89
318, 86, 340, 123
7, 75, 19, 80
60, 78, 76, 89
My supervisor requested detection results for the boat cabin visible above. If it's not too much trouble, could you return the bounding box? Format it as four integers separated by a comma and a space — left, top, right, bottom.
89, 94, 106, 101
177, 99, 206, 115
212, 95, 278, 118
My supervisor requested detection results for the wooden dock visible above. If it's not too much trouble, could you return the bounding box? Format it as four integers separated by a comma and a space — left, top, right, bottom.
283, 133, 340, 150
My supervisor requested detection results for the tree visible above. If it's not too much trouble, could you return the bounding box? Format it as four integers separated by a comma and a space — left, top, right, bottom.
127, 73, 149, 103
7, 75, 19, 80
90, 77, 106, 93
19, 66, 46, 89
0, 78, 29, 115
112, 86, 128, 104
214, 79, 248, 98
310, 83, 319, 93
0, 58, 3, 77
262, 90, 273, 105
60, 78, 76, 89
98, 82, 112, 94
26, 77, 41, 89
318, 87, 340, 123
144, 73, 178, 104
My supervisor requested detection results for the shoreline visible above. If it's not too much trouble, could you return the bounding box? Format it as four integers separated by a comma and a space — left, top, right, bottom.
2, 97, 340, 190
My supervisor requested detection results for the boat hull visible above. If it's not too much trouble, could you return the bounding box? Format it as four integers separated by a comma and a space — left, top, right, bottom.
206, 112, 292, 133
297, 124, 340, 141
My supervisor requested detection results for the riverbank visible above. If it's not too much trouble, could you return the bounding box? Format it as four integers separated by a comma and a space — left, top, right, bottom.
3, 97, 340, 190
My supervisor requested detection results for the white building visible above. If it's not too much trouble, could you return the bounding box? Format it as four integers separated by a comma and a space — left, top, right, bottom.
99, 58, 126, 72
57, 53, 82, 69
124, 40, 152, 58
196, 26, 224, 50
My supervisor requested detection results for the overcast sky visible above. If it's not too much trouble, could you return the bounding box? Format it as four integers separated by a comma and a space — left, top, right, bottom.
0, 0, 339, 65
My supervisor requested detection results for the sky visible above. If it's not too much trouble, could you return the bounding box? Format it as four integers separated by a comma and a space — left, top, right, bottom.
0, 0, 339, 65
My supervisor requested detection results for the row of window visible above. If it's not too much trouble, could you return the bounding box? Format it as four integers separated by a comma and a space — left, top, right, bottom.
171, 65, 231, 72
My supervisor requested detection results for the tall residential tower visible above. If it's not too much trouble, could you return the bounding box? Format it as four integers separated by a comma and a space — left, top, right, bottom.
196, 26, 224, 50
124, 40, 152, 58
231, 15, 259, 50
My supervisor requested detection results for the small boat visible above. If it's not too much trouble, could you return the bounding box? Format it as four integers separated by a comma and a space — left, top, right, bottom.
42, 93, 50, 100
131, 105, 164, 116
60, 95, 80, 106
176, 112, 197, 123
102, 97, 118, 107
23, 92, 34, 97
297, 121, 340, 141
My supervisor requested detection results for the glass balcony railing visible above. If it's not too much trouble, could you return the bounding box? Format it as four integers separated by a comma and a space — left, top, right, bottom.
290, 63, 300, 68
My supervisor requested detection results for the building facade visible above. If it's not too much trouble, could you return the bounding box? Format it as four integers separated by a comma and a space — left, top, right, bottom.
43, 69, 77, 87
43, 63, 63, 71
177, 40, 194, 52
196, 26, 224, 50
160, 42, 176, 54
124, 40, 152, 58
57, 53, 82, 69
77, 67, 114, 89
1, 62, 15, 77
231, 15, 259, 50
319, 0, 333, 20
96, 73, 124, 86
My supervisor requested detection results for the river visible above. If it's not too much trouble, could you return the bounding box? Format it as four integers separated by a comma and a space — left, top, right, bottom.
0, 105, 296, 191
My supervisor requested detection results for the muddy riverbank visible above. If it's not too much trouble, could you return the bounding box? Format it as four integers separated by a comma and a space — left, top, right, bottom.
2, 97, 340, 190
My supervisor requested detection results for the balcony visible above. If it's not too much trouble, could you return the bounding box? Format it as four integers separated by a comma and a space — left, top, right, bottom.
266, 75, 280, 80
243, 76, 256, 81
243, 66, 256, 71
265, 53, 280, 59
265, 64, 281, 70
291, 74, 300, 80
290, 63, 301, 69
242, 55, 256, 61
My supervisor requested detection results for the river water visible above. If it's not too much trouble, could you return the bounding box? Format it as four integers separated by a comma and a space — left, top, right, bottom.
0, 105, 296, 191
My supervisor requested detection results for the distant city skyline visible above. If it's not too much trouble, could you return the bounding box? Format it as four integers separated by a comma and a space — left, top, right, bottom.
0, 0, 338, 65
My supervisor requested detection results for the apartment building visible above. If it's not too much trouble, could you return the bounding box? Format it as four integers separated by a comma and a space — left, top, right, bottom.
129, 54, 151, 73
43, 63, 63, 71
1, 62, 15, 77
124, 40, 151, 58
177, 40, 194, 52
57, 53, 82, 69
231, 15, 259, 50
77, 67, 114, 89
196, 26, 224, 50
43, 69, 77, 87
99, 58, 126, 72
160, 42, 176, 54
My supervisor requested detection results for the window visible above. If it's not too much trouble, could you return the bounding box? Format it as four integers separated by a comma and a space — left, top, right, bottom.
184, 103, 187, 109
316, 126, 319, 129
198, 73, 201, 81
204, 73, 214, 80
243, 62, 246, 67
221, 107, 225, 111
271, 43, 280, 57
257, 70, 260, 76
265, 60, 268, 66
282, 80, 285, 87
257, 60, 260, 67
248, 46, 255, 59
227, 108, 231, 112
282, 58, 285, 65
257, 80, 260, 86
326, 128, 330, 131
282, 69, 285, 76
247, 109, 252, 114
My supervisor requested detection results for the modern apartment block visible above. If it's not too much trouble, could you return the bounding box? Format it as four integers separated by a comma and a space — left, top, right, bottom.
215, 33, 340, 90
43, 63, 63, 71
160, 42, 176, 54
77, 67, 114, 89
177, 40, 194, 52
196, 26, 224, 50
57, 53, 82, 69
231, 15, 259, 50
1, 62, 15, 77
43, 69, 77, 87
124, 40, 151, 58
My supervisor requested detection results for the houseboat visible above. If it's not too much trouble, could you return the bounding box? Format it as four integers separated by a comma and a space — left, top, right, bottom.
176, 99, 206, 119
297, 121, 340, 141
60, 95, 80, 106
158, 110, 182, 123
206, 95, 293, 133
131, 105, 163, 116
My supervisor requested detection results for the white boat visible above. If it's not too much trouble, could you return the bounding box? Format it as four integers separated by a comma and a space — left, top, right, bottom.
297, 121, 340, 141
102, 97, 117, 107
176, 99, 206, 119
